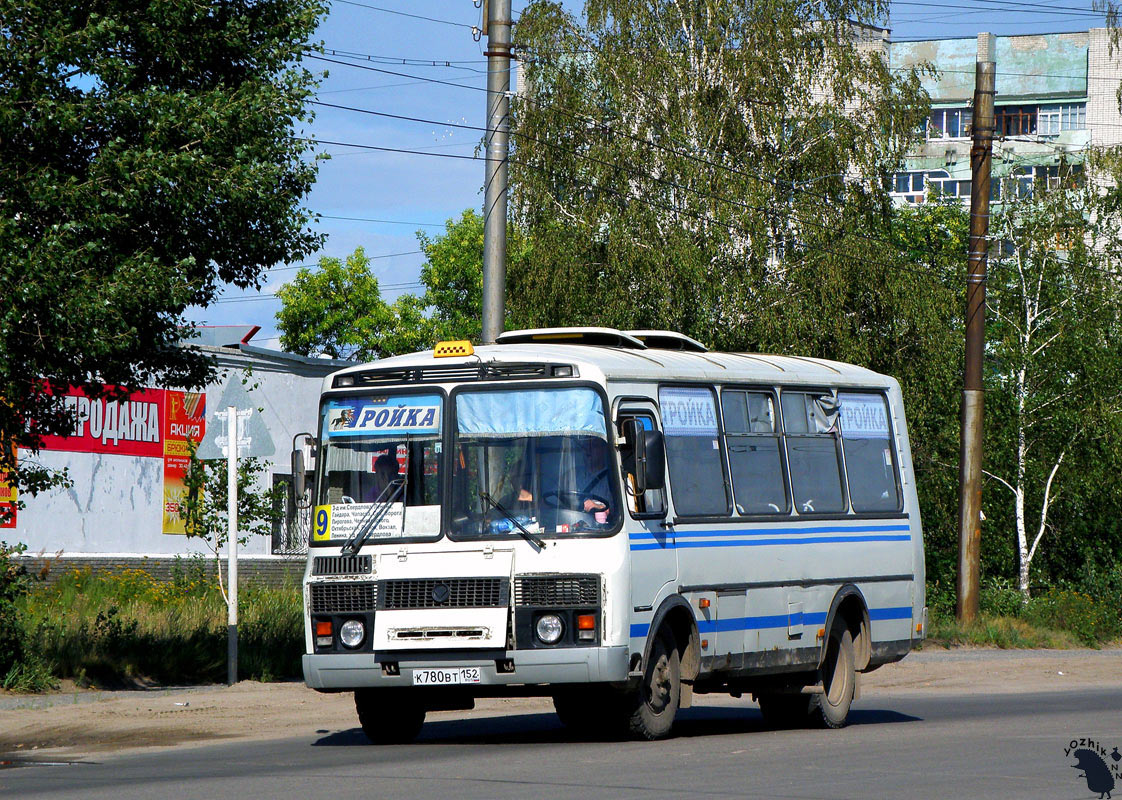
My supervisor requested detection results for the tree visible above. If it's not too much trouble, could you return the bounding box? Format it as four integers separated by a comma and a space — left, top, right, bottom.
276, 211, 529, 360
982, 166, 1122, 601
508, 0, 929, 345
275, 247, 397, 360
181, 444, 284, 606
0, 0, 326, 497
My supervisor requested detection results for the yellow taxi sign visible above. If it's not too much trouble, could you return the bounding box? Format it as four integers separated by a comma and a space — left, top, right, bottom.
434, 340, 474, 358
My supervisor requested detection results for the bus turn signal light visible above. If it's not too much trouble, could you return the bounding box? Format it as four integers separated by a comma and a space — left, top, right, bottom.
698, 598, 710, 609
576, 614, 596, 630
434, 340, 474, 358
316, 621, 333, 637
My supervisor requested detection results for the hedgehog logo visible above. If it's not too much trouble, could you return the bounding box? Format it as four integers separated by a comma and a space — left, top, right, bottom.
1072, 748, 1116, 799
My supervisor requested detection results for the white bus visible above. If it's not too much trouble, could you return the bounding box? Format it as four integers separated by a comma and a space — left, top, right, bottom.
296, 328, 925, 742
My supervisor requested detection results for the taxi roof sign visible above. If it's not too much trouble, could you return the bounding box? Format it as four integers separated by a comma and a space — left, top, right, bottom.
434, 340, 474, 358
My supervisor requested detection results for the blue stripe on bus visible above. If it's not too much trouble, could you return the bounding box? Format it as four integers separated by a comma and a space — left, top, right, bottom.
628, 524, 910, 541
630, 534, 910, 551
629, 605, 912, 639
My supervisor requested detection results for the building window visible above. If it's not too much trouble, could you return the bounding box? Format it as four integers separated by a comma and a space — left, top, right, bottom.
1038, 103, 1086, 136
926, 107, 972, 139
890, 171, 926, 203
996, 106, 1037, 137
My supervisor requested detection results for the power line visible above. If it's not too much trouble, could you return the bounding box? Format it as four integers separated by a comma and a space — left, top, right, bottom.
329, 0, 475, 29
316, 215, 447, 227
317, 46, 488, 73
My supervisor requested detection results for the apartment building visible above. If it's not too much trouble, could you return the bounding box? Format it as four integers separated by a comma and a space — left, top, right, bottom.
886, 29, 1122, 204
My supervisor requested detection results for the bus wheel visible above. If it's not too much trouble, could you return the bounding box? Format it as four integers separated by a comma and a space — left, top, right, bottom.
809, 624, 856, 729
355, 689, 426, 744
627, 632, 680, 740
755, 692, 812, 728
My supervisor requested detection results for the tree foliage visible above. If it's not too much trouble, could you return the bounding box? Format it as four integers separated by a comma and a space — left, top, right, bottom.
276, 210, 528, 359
0, 0, 326, 495
509, 0, 929, 344
982, 168, 1122, 599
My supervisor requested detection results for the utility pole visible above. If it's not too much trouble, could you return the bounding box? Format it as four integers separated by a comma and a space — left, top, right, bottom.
481, 0, 513, 345
957, 33, 995, 625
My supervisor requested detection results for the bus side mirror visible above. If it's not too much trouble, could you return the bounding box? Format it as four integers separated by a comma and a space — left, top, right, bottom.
622, 420, 665, 493
642, 430, 665, 491
291, 432, 316, 509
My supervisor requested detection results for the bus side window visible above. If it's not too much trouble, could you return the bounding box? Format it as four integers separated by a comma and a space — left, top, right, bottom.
618, 413, 666, 518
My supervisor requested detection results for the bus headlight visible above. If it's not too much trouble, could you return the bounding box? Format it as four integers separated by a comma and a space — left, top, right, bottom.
339, 619, 366, 648
535, 613, 563, 644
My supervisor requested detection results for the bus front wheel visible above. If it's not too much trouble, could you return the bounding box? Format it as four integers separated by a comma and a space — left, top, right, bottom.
627, 632, 681, 740
355, 688, 426, 744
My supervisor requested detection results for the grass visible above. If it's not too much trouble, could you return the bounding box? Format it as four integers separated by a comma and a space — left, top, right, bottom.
924, 612, 1083, 649
12, 563, 303, 688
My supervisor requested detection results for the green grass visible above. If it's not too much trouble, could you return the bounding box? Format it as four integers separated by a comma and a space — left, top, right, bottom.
924, 611, 1082, 649
14, 565, 303, 688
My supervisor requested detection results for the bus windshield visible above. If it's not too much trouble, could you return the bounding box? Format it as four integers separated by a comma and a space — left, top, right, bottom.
314, 392, 443, 544
450, 387, 620, 538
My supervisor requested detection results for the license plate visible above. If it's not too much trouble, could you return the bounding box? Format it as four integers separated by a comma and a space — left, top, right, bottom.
412, 667, 482, 686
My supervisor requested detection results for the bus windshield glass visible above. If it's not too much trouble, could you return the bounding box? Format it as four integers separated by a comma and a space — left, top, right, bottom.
313, 393, 443, 545
450, 387, 620, 538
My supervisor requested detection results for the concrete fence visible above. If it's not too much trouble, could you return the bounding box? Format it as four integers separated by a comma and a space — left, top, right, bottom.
15, 554, 306, 588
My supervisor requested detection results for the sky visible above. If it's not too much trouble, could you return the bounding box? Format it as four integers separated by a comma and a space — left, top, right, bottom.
184, 0, 1116, 349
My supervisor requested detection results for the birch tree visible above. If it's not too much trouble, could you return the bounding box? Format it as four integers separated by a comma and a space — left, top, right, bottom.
985, 166, 1122, 601
509, 0, 929, 348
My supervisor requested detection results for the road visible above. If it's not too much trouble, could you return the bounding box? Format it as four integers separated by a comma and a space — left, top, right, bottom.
3, 686, 1120, 799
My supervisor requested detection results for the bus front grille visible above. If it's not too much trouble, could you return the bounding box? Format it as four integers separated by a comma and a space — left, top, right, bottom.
312, 555, 373, 576
514, 575, 600, 607
309, 582, 378, 614
379, 578, 508, 609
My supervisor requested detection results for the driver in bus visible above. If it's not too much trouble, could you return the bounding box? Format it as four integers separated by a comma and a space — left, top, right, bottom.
365, 453, 399, 502
575, 436, 611, 519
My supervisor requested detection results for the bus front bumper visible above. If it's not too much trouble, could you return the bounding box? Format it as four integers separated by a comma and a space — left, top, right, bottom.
303, 646, 630, 691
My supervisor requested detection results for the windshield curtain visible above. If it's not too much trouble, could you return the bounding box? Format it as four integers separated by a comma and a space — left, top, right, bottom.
314, 393, 443, 543
451, 388, 619, 538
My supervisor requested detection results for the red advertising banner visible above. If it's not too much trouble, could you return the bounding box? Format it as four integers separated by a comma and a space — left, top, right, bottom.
162, 391, 206, 535
38, 386, 167, 458
0, 446, 16, 529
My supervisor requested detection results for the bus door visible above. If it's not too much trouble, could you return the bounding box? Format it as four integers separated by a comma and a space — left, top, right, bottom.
616, 401, 674, 619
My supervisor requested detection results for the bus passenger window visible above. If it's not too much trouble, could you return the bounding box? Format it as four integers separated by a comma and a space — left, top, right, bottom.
722, 391, 788, 514
658, 387, 729, 516
839, 392, 901, 512
780, 391, 845, 514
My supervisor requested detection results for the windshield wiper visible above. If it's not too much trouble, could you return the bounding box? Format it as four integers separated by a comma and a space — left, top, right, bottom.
341, 479, 404, 555
478, 491, 546, 550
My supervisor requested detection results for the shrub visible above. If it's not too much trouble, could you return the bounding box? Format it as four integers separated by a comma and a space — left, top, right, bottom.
979, 576, 1023, 618
1023, 589, 1122, 648
0, 541, 31, 676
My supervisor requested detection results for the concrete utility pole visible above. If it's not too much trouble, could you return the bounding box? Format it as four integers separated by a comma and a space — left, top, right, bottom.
481, 0, 513, 345
957, 33, 995, 625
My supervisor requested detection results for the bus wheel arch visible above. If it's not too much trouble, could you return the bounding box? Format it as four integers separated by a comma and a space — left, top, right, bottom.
643, 596, 700, 707
822, 585, 871, 672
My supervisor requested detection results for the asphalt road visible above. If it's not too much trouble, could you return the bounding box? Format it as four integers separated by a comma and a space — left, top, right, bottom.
3, 688, 1121, 800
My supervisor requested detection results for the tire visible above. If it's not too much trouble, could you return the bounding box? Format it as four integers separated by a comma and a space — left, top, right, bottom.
756, 692, 812, 728
354, 688, 426, 744
809, 625, 856, 729
626, 632, 681, 740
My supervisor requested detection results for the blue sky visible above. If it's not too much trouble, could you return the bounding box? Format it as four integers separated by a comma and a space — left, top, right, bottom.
185, 0, 1115, 349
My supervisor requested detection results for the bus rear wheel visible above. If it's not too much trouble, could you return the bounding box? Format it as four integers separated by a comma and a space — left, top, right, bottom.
809, 624, 856, 729
627, 632, 681, 740
355, 688, 426, 744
